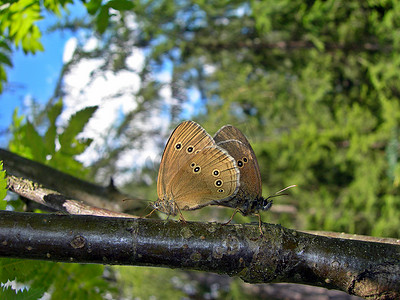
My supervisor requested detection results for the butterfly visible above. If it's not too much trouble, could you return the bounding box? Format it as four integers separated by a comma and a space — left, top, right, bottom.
153, 121, 240, 218
153, 120, 294, 233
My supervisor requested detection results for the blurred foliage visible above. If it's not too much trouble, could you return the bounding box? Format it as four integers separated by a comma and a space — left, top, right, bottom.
3, 0, 400, 299
0, 258, 113, 299
116, 266, 187, 299
3, 99, 105, 299
8, 99, 97, 179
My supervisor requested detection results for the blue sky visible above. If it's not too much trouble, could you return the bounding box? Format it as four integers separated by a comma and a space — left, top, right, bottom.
0, 5, 84, 147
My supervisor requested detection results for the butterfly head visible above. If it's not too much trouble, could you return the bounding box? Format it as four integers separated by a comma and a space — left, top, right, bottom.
239, 185, 297, 215
240, 195, 273, 215
152, 196, 179, 216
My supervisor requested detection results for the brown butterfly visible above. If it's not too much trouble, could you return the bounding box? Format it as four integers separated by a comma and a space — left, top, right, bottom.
153, 121, 240, 218
213, 125, 268, 214
213, 125, 295, 231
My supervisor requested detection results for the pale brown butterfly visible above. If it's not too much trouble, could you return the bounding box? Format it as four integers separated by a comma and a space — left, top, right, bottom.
214, 125, 296, 232
153, 121, 240, 218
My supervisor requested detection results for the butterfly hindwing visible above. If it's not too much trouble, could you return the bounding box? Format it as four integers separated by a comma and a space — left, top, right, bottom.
214, 125, 262, 201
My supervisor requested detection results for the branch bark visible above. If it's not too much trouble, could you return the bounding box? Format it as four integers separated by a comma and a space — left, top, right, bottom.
0, 211, 399, 299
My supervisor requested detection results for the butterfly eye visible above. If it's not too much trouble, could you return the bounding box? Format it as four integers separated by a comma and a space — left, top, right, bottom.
190, 162, 196, 168
186, 146, 194, 153
212, 169, 220, 177
237, 160, 244, 168
243, 157, 248, 163
217, 189, 224, 193
193, 166, 201, 173
175, 142, 182, 150
250, 200, 257, 209
214, 179, 223, 187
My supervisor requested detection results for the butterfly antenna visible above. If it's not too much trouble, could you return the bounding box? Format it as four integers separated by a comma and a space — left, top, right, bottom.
275, 184, 297, 195
265, 184, 297, 200
122, 197, 152, 202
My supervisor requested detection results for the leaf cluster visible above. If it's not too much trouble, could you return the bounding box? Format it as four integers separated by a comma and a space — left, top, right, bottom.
8, 99, 97, 179
0, 0, 70, 93
0, 258, 112, 299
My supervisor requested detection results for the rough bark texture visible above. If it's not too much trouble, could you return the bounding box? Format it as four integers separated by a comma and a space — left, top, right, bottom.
0, 211, 399, 299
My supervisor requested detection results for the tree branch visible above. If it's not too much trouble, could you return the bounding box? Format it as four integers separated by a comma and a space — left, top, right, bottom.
0, 148, 141, 213
0, 211, 398, 299
2, 148, 400, 298
6, 175, 135, 218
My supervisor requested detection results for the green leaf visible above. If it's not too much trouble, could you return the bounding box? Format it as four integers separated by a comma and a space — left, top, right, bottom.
58, 106, 98, 155
0, 41, 12, 52
0, 259, 110, 299
96, 6, 109, 34
8, 108, 32, 159
24, 121, 46, 162
0, 66, 6, 93
0, 259, 48, 299
0, 52, 12, 67
0, 161, 7, 210
44, 98, 63, 155
85, 0, 102, 15
107, 0, 134, 11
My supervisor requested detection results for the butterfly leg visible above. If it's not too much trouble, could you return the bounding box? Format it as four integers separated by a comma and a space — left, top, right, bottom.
222, 208, 240, 225
141, 207, 157, 218
255, 213, 264, 236
175, 204, 187, 224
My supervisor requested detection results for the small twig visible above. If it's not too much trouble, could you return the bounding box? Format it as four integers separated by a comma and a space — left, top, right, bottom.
0, 148, 142, 213
6, 175, 136, 218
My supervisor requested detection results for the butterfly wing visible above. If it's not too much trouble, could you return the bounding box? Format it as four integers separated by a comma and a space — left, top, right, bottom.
214, 125, 262, 203
170, 145, 240, 210
157, 121, 216, 201
214, 125, 254, 150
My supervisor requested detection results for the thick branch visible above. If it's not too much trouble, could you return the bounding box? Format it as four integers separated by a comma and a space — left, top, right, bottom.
0, 211, 398, 299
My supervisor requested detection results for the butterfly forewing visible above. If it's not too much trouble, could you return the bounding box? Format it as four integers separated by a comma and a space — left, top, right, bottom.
170, 145, 240, 210
157, 121, 218, 204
